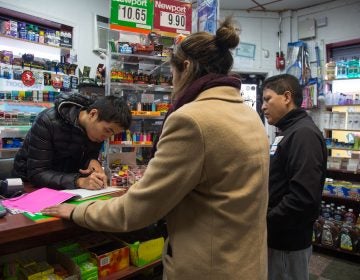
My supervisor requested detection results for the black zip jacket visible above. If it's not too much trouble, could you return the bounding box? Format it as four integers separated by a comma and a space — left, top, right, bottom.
267, 108, 327, 250
12, 93, 102, 189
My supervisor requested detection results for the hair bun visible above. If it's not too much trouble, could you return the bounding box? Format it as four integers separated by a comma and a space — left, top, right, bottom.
215, 18, 240, 50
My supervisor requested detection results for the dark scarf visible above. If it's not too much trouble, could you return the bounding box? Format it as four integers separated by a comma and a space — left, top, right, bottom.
151, 73, 241, 157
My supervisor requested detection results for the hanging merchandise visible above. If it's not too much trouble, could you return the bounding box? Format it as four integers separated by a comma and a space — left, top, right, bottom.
197, 0, 218, 34
286, 41, 311, 85
276, 51, 285, 70
301, 79, 318, 109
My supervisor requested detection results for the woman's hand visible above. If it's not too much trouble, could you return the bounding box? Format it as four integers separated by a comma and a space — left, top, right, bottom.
41, 203, 76, 219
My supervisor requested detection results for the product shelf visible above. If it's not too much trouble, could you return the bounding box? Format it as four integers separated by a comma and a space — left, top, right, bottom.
324, 128, 360, 133
0, 34, 71, 51
110, 52, 167, 61
110, 82, 172, 92
327, 168, 360, 175
99, 260, 162, 280
313, 243, 360, 257
324, 78, 360, 82
322, 193, 360, 203
132, 115, 165, 120
109, 143, 153, 148
326, 104, 360, 109
0, 148, 19, 152
327, 146, 360, 151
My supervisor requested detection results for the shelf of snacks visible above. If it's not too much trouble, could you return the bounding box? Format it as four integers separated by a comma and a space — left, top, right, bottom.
100, 259, 162, 280
105, 38, 173, 167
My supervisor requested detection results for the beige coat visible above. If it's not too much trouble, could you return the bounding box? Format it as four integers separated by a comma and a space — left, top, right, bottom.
73, 86, 269, 279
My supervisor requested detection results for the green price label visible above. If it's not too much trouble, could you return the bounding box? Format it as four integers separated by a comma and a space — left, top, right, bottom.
111, 0, 154, 32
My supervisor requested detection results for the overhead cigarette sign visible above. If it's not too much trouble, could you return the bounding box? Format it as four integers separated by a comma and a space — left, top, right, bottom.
153, 0, 192, 37
110, 0, 154, 34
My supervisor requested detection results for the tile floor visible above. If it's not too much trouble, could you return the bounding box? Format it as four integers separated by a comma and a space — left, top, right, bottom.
131, 247, 360, 280
309, 247, 360, 280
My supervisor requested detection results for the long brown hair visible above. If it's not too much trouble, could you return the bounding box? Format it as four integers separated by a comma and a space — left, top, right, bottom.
170, 16, 240, 99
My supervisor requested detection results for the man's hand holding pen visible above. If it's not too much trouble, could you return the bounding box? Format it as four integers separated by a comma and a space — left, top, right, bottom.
75, 167, 108, 190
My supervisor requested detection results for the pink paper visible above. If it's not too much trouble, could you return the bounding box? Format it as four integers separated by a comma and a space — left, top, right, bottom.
2, 187, 77, 213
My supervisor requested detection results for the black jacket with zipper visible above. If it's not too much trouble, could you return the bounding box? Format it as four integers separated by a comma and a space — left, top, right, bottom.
12, 93, 102, 189
267, 108, 327, 250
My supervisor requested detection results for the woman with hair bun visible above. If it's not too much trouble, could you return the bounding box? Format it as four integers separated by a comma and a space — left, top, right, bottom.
42, 17, 269, 280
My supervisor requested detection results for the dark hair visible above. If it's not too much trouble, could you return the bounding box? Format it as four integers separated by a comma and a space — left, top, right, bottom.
86, 95, 132, 129
170, 16, 240, 97
262, 74, 303, 107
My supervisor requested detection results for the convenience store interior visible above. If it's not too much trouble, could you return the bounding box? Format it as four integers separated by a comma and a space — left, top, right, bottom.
0, 0, 360, 279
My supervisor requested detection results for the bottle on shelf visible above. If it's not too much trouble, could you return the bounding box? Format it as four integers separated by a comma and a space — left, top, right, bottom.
333, 206, 343, 221
39, 30, 45, 44
347, 56, 359, 78
322, 204, 332, 219
336, 58, 348, 79
339, 222, 355, 251
325, 58, 336, 80
344, 208, 356, 225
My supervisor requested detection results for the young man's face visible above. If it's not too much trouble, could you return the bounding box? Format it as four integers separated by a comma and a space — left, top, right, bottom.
86, 110, 123, 143
261, 89, 292, 125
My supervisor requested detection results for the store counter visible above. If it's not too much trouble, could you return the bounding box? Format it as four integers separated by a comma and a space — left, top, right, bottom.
0, 184, 162, 279
0, 183, 93, 255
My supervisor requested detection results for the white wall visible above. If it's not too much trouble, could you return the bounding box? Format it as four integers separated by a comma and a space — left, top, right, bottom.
222, 0, 360, 76
221, 10, 280, 77
0, 0, 110, 78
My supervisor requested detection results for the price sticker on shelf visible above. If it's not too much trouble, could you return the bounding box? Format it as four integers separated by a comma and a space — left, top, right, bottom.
153, 0, 192, 37
110, 0, 154, 34
160, 11, 186, 30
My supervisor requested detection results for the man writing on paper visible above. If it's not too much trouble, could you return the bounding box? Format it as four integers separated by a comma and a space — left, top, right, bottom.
12, 93, 131, 190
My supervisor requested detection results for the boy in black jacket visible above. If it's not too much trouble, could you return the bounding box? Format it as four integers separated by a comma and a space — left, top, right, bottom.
262, 74, 327, 280
13, 93, 131, 190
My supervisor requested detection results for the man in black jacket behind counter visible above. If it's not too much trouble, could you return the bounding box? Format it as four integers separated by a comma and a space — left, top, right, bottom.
261, 74, 327, 280
12, 93, 131, 190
